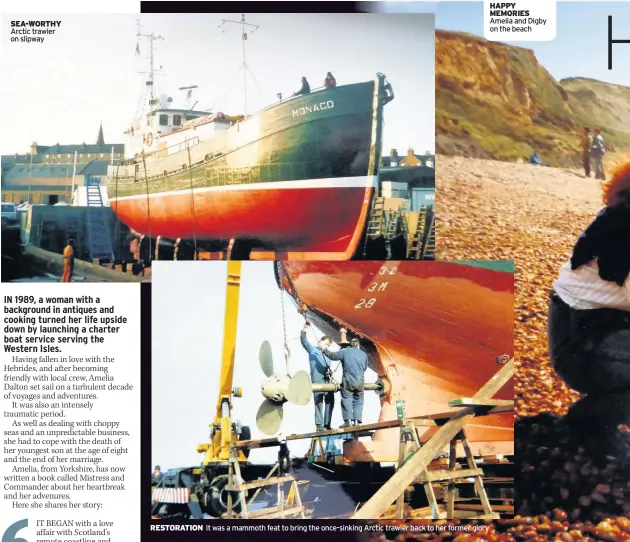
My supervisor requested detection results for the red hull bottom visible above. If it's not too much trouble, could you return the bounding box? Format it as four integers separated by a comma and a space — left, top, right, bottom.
278, 261, 515, 461
110, 183, 373, 257
344, 350, 514, 463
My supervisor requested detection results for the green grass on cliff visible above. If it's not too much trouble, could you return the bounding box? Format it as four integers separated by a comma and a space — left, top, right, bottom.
436, 33, 630, 167
436, 87, 581, 167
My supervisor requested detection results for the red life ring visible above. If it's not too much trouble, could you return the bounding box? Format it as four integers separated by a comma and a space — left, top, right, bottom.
146, 132, 153, 146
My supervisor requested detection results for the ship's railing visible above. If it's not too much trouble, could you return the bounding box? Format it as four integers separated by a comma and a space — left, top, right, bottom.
112, 159, 336, 187
166, 136, 201, 157
256, 84, 332, 115
110, 136, 201, 167
198, 162, 329, 187
110, 80, 373, 172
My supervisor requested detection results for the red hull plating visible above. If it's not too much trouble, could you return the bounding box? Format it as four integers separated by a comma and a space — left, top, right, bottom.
111, 186, 372, 256
278, 261, 514, 461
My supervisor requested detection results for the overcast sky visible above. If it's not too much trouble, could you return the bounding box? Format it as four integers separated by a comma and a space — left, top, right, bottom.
151, 262, 380, 468
1, 13, 435, 156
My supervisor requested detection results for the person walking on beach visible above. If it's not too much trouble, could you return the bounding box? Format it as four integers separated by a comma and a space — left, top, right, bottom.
61, 239, 75, 282
591, 128, 606, 180
581, 127, 592, 177
548, 161, 630, 398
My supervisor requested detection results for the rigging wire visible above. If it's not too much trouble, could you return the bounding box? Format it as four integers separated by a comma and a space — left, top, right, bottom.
244, 64, 269, 105
277, 263, 341, 379
115, 163, 120, 259
216, 64, 244, 113
141, 153, 153, 263
187, 146, 198, 258
280, 289, 290, 374
133, 78, 147, 120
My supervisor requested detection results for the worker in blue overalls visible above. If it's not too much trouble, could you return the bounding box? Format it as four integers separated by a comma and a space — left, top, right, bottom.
324, 330, 369, 428
300, 321, 334, 432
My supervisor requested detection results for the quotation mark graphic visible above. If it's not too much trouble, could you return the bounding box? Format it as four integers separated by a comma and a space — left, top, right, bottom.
2, 519, 28, 542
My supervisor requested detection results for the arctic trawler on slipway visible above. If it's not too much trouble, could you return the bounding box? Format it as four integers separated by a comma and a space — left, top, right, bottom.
108, 20, 394, 260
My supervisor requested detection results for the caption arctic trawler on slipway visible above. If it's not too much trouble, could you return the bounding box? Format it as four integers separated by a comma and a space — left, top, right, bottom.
106, 18, 433, 262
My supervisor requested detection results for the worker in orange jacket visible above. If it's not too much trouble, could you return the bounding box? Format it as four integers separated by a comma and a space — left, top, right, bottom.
61, 239, 75, 282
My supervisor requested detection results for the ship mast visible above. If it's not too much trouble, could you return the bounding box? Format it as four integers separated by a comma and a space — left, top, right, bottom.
137, 19, 163, 114
219, 14, 260, 115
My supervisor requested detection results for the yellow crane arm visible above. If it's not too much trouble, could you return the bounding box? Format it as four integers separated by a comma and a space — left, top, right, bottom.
198, 260, 246, 464
214, 260, 242, 425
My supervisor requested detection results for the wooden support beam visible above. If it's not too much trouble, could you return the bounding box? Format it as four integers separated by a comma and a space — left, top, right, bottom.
448, 398, 514, 408
226, 449, 235, 519
395, 438, 406, 518
453, 511, 501, 520
423, 474, 441, 519
232, 436, 282, 450
399, 505, 446, 519
415, 468, 483, 483
477, 360, 514, 396
246, 462, 279, 506
236, 402, 513, 451
456, 504, 514, 513
227, 475, 294, 491
446, 438, 456, 518
456, 497, 514, 503
461, 432, 494, 516
351, 410, 479, 518
290, 470, 306, 519
245, 505, 305, 519
235, 419, 426, 449
229, 449, 249, 518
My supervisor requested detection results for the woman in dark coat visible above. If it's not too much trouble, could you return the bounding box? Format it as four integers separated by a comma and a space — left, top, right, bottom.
548, 161, 630, 397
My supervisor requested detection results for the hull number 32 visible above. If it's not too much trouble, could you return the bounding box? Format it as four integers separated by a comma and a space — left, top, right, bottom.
354, 264, 397, 309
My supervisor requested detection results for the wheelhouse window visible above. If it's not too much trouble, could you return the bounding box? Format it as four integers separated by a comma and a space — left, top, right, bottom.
159, 114, 169, 126
173, 114, 182, 127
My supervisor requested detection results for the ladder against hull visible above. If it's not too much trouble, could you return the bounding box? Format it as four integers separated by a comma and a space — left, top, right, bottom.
422, 211, 435, 260
367, 196, 386, 238
85, 176, 114, 262
406, 205, 435, 260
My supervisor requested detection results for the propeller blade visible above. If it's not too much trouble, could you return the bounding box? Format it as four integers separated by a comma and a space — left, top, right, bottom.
259, 340, 274, 377
286, 370, 312, 406
256, 399, 284, 435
